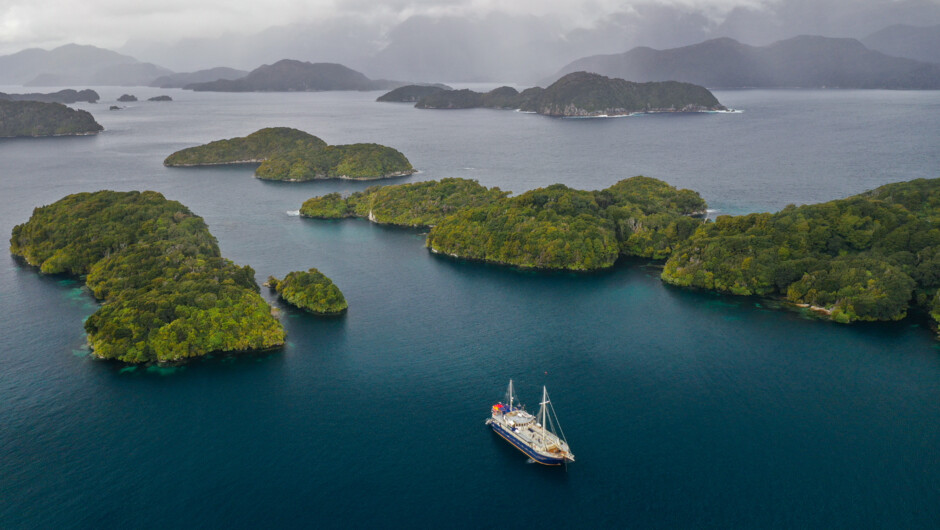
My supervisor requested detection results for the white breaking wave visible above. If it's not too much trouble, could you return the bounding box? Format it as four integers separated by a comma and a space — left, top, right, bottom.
286, 210, 300, 217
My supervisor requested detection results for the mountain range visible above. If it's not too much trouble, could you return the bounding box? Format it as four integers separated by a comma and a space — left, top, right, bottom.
548, 35, 940, 89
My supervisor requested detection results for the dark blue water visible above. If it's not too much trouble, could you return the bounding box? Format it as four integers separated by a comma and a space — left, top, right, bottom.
2, 87, 939, 528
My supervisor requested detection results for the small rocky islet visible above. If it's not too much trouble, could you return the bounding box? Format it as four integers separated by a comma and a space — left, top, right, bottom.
378, 71, 727, 117
164, 127, 415, 181
267, 269, 347, 315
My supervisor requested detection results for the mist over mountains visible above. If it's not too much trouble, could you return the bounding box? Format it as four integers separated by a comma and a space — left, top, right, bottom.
1, 1, 939, 89
113, 1, 940, 83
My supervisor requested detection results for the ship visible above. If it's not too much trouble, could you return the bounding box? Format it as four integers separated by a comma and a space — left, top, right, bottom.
485, 380, 575, 465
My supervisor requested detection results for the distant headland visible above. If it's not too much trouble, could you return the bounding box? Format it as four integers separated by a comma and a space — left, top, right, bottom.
0, 100, 102, 137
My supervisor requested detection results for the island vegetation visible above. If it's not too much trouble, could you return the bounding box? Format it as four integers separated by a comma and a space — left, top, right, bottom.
148, 95, 172, 101
267, 269, 347, 315
301, 176, 705, 270
10, 190, 286, 363
301, 176, 940, 336
117, 94, 137, 102
0, 100, 103, 137
165, 127, 415, 181
662, 178, 940, 326
382, 72, 726, 116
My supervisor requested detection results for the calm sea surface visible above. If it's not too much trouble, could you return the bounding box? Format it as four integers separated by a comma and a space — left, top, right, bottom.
1, 87, 939, 528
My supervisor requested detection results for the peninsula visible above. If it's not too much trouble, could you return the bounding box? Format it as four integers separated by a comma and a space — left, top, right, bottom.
165, 127, 415, 181
0, 100, 103, 137
301, 176, 706, 270
267, 269, 347, 315
10, 191, 286, 363
379, 72, 726, 116
662, 178, 940, 325
0, 88, 99, 103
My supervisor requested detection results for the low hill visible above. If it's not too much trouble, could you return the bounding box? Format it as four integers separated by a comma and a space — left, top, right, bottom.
186, 60, 394, 92
376, 84, 452, 102
0, 100, 103, 137
549, 35, 940, 89
150, 67, 249, 88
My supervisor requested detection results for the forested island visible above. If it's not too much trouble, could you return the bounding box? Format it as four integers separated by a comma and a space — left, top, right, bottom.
0, 100, 103, 137
378, 72, 726, 116
10, 191, 286, 363
301, 177, 940, 335
267, 269, 347, 315
117, 94, 137, 102
165, 127, 415, 181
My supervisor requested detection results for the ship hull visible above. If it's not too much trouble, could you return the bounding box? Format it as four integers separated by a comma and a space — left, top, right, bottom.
490, 422, 567, 466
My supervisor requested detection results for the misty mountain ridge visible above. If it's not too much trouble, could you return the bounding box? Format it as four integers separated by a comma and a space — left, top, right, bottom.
549, 35, 940, 89
0, 44, 143, 85
862, 24, 940, 64
150, 68, 249, 88
115, 2, 940, 83
185, 60, 398, 92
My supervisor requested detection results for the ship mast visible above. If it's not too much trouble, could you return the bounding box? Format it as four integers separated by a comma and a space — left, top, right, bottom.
540, 386, 548, 448
507, 379, 514, 411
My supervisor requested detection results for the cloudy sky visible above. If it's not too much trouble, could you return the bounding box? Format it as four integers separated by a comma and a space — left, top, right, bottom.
1, 0, 938, 57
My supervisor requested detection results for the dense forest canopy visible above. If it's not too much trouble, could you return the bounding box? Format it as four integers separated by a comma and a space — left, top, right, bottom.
301, 176, 706, 270
10, 191, 285, 363
301, 176, 940, 336
662, 178, 940, 325
268, 269, 347, 315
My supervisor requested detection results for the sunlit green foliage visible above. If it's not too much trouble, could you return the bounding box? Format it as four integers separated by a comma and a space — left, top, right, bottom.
0, 100, 102, 137
10, 190, 285, 363
269, 269, 347, 315
299, 193, 350, 219
427, 185, 621, 270
662, 178, 940, 325
256, 143, 413, 181
301, 178, 508, 226
301, 176, 706, 271
163, 127, 325, 165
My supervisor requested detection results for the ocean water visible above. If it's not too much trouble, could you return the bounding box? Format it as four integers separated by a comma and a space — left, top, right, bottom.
1, 87, 939, 528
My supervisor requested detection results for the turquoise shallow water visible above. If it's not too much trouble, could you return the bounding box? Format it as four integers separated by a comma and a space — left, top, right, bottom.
1, 87, 939, 528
